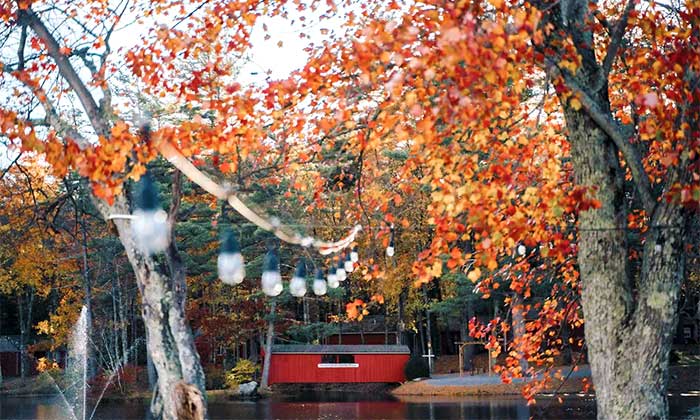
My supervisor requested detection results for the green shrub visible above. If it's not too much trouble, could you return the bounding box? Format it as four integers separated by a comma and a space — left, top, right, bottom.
225, 359, 260, 388
404, 354, 430, 380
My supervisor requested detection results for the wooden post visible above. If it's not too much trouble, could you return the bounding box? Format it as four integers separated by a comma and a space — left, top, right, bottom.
458, 344, 463, 376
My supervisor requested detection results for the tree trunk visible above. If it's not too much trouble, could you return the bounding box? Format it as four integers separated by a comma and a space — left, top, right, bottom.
94, 193, 206, 420
397, 288, 407, 345
422, 285, 434, 373
460, 298, 474, 372
510, 293, 528, 375
80, 220, 95, 379
564, 89, 685, 419
116, 272, 129, 365
260, 299, 276, 390
17, 290, 33, 379
0, 299, 4, 386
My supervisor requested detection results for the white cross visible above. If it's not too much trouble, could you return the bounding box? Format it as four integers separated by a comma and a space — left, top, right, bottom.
422, 346, 435, 373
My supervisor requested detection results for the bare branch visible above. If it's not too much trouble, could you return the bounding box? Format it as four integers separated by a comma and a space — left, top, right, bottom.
569, 81, 656, 214
546, 59, 656, 214
17, 24, 27, 71
0, 153, 22, 182
2, 64, 88, 146
596, 0, 635, 91
20, 8, 110, 137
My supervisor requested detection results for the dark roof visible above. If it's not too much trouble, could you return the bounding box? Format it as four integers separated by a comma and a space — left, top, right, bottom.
271, 344, 410, 354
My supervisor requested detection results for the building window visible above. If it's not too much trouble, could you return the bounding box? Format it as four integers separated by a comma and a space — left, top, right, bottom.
318, 354, 358, 368
321, 354, 355, 364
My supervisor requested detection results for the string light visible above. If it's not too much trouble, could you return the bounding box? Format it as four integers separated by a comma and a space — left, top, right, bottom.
218, 228, 245, 285
131, 173, 169, 255
158, 141, 362, 255
289, 259, 307, 297
336, 259, 347, 282
517, 244, 526, 256
327, 266, 339, 289
350, 246, 359, 263
261, 247, 283, 296
313, 269, 327, 296
386, 226, 395, 257
344, 252, 354, 273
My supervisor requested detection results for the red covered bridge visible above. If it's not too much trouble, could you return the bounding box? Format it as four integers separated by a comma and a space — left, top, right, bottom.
268, 344, 410, 384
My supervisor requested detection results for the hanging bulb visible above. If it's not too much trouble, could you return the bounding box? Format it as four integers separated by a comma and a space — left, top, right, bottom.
386, 228, 395, 257
344, 253, 354, 273
290, 259, 307, 297
327, 266, 338, 286
336, 261, 347, 281
517, 244, 526, 256
261, 248, 282, 296
327, 273, 340, 289
350, 246, 359, 263
218, 228, 245, 285
313, 269, 327, 296
132, 174, 169, 255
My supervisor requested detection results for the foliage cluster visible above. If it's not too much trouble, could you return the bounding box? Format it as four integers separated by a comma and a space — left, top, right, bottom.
225, 359, 260, 389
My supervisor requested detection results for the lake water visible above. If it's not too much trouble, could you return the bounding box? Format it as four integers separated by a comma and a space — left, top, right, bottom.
0, 393, 697, 419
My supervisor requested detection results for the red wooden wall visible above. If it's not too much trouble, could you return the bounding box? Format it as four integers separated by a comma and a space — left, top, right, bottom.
269, 353, 409, 384
0, 352, 19, 377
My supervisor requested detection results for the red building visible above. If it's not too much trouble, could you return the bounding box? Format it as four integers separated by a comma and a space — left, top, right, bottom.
0, 336, 20, 377
268, 344, 410, 384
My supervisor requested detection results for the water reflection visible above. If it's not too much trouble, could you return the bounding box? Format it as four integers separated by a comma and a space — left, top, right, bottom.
0, 393, 697, 419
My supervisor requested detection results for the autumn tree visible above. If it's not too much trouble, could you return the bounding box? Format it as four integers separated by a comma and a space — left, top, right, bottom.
0, 156, 78, 377
2, 1, 699, 420
257, 1, 699, 419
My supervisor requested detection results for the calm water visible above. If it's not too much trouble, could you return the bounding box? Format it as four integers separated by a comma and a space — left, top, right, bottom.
0, 393, 697, 419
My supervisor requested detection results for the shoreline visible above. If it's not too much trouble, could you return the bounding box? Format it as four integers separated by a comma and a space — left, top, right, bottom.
1, 364, 696, 400
391, 364, 699, 397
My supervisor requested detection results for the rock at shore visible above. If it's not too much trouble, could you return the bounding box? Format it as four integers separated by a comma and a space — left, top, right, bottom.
238, 381, 258, 396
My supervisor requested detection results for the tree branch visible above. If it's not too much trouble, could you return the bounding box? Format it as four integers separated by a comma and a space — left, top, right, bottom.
596, 0, 635, 92
3, 63, 89, 147
20, 8, 110, 137
548, 62, 656, 214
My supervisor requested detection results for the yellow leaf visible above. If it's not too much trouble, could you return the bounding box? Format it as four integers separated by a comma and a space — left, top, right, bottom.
467, 267, 481, 282
570, 97, 582, 110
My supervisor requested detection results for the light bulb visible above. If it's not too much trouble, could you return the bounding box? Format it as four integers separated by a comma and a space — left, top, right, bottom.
517, 244, 526, 256
350, 248, 359, 263
386, 245, 395, 257
290, 276, 307, 297
313, 279, 327, 296
336, 266, 347, 281
270, 281, 283, 296
218, 252, 245, 285
328, 276, 340, 289
262, 270, 282, 296
344, 259, 354, 273
327, 267, 337, 284
132, 209, 169, 255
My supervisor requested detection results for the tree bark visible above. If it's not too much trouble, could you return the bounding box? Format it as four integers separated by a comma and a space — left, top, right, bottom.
511, 293, 528, 375
94, 194, 207, 420
80, 219, 95, 378
538, 2, 695, 418
563, 78, 685, 420
17, 290, 33, 379
460, 298, 474, 372
260, 299, 276, 390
